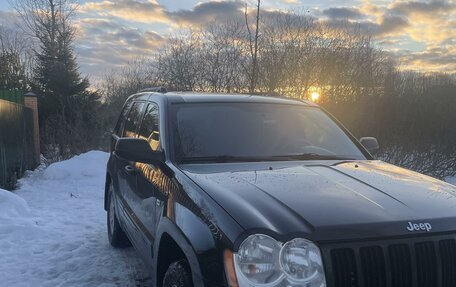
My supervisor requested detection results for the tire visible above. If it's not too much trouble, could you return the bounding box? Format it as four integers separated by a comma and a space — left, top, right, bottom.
162, 260, 194, 287
107, 184, 131, 248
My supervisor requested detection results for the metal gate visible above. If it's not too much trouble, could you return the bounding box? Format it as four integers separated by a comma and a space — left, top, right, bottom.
0, 99, 35, 190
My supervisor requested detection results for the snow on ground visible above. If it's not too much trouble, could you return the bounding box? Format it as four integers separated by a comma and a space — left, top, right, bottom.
0, 151, 150, 287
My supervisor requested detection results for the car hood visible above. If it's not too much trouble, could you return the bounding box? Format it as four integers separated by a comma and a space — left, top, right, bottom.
180, 160, 456, 242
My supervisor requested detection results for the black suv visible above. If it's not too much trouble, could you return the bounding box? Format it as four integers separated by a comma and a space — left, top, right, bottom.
105, 91, 456, 287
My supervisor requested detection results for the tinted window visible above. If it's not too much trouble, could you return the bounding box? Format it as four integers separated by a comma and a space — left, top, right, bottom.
123, 102, 145, 137
114, 101, 133, 135
172, 103, 366, 162
138, 103, 160, 150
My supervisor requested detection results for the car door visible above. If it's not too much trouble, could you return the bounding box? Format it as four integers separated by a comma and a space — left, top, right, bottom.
116, 101, 146, 247
110, 100, 132, 227
131, 102, 163, 259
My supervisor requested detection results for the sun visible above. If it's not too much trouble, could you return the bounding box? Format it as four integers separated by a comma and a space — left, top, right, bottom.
310, 92, 320, 102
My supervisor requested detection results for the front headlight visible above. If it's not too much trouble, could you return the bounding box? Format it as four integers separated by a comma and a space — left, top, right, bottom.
233, 235, 326, 287
279, 238, 326, 286
234, 234, 283, 286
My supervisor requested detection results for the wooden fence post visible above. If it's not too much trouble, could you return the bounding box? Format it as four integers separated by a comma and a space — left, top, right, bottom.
23, 92, 40, 166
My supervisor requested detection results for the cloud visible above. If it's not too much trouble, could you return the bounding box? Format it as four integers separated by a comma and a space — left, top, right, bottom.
74, 18, 165, 78
322, 7, 364, 20
0, 11, 20, 27
69, 0, 455, 76
394, 46, 456, 73
375, 15, 410, 35
377, 39, 401, 46
168, 1, 244, 25
281, 0, 299, 3
80, 0, 169, 24
319, 15, 409, 38
79, 0, 246, 27
390, 1, 455, 16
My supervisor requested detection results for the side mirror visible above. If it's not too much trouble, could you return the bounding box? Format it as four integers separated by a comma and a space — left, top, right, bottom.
360, 137, 380, 155
114, 137, 164, 164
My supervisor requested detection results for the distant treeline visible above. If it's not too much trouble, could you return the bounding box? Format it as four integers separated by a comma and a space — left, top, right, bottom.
324, 73, 456, 178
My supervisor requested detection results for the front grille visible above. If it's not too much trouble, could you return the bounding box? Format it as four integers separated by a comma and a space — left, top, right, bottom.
321, 234, 456, 287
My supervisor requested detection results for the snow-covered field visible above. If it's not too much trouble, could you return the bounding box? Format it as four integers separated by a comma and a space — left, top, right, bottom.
0, 151, 149, 287
1, 151, 455, 287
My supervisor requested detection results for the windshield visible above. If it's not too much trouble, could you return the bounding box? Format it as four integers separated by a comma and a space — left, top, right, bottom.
172, 103, 366, 163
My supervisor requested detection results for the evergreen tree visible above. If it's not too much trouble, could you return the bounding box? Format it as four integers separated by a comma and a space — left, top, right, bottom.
15, 0, 89, 118
14, 0, 102, 158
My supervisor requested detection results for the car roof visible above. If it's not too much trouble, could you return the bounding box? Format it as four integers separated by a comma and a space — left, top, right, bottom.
128, 91, 317, 106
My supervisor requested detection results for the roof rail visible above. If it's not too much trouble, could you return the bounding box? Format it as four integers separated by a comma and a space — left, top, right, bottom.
246, 91, 283, 97
137, 86, 168, 93
244, 91, 311, 104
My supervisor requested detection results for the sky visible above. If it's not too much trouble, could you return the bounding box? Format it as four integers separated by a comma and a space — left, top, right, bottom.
0, 0, 454, 80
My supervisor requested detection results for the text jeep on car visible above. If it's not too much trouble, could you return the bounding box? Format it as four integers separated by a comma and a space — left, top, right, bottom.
105, 89, 456, 287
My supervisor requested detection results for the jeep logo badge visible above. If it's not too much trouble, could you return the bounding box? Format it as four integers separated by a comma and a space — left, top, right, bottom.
407, 221, 432, 232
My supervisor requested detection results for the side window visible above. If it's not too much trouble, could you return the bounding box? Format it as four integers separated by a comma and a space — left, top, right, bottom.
123, 102, 145, 138
138, 103, 160, 150
114, 101, 133, 135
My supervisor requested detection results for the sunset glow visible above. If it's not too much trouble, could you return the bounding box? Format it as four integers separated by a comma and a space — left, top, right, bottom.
310, 92, 320, 102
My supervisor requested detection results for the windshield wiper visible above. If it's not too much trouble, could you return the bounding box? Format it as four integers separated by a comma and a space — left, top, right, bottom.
272, 153, 355, 161
180, 153, 354, 163
180, 155, 279, 163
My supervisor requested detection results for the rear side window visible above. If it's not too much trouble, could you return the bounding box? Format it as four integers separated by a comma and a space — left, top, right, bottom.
114, 101, 133, 135
123, 102, 145, 138
138, 103, 160, 150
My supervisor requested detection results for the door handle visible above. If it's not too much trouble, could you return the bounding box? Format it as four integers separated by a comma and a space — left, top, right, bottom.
124, 165, 136, 175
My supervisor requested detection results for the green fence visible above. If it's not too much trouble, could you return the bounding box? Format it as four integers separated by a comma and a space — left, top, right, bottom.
0, 99, 35, 190
0, 90, 24, 104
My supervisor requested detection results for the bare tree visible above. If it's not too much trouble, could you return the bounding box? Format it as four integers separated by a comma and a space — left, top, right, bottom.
200, 21, 246, 92
11, 0, 77, 39
0, 26, 32, 90
101, 57, 160, 112
245, 0, 261, 93
158, 31, 203, 91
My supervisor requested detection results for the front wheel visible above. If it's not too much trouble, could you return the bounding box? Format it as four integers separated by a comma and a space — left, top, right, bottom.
107, 184, 131, 248
162, 260, 194, 287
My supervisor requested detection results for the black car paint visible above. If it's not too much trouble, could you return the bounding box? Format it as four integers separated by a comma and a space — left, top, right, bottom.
105, 92, 456, 287
182, 160, 456, 248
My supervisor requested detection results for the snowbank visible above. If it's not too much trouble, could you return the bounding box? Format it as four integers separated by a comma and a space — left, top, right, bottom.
0, 188, 30, 219
0, 151, 148, 287
0, 188, 35, 246
43, 150, 108, 181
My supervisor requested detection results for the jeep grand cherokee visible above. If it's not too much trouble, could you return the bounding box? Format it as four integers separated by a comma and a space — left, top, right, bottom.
105, 90, 456, 287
